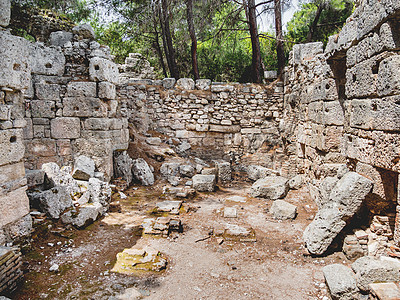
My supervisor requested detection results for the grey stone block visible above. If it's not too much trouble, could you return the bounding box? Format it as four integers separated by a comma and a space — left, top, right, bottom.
35, 83, 60, 100
246, 165, 279, 181
162, 78, 176, 89
323, 264, 359, 300
51, 117, 80, 139
61, 202, 103, 228
113, 150, 133, 185
377, 55, 400, 97
98, 82, 116, 99
28, 186, 73, 219
89, 57, 119, 84
66, 81, 97, 97
352, 256, 400, 292
132, 158, 154, 186
72, 155, 95, 181
0, 32, 30, 90
0, 128, 24, 166
63, 97, 108, 117
195, 79, 211, 90
25, 169, 45, 187
30, 100, 55, 118
176, 78, 195, 90
270, 200, 297, 220
72, 24, 95, 40
49, 31, 73, 47
29, 43, 65, 76
192, 174, 216, 192
250, 176, 289, 199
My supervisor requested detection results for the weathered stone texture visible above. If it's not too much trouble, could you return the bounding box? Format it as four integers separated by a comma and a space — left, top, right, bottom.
0, 0, 11, 27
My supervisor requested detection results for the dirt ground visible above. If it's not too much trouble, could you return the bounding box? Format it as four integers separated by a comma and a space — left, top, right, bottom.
11, 178, 351, 300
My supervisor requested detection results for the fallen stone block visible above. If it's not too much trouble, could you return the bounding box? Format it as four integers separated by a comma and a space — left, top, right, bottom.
132, 158, 154, 186
179, 164, 195, 178
246, 165, 279, 181
156, 200, 182, 213
303, 172, 373, 255
270, 200, 297, 220
351, 256, 400, 292
222, 224, 256, 242
72, 155, 95, 181
42, 162, 79, 195
250, 176, 289, 199
323, 264, 359, 300
25, 169, 45, 188
111, 247, 167, 274
160, 162, 181, 184
192, 174, 216, 192
60, 202, 103, 228
28, 186, 73, 219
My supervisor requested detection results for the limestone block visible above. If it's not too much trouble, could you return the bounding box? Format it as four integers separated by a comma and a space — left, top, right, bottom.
84, 118, 111, 131
63, 97, 108, 117
0, 32, 30, 90
4, 213, 32, 242
176, 78, 195, 90
192, 174, 216, 192
25, 169, 45, 187
0, 162, 25, 185
211, 85, 234, 93
49, 31, 73, 47
380, 21, 400, 50
0, 129, 24, 166
72, 155, 95, 181
29, 43, 65, 76
307, 101, 323, 124
30, 100, 55, 118
292, 42, 323, 65
51, 117, 80, 139
345, 56, 378, 99
28, 186, 73, 219
98, 82, 116, 100
288, 174, 303, 190
350, 97, 400, 131
356, 0, 388, 40
61, 202, 103, 228
0, 187, 30, 227
270, 200, 297, 220
0, 0, 10, 27
312, 79, 338, 102
303, 172, 373, 255
89, 57, 119, 84
377, 55, 400, 97
72, 24, 95, 40
352, 256, 400, 292
66, 81, 97, 97
132, 158, 154, 186
250, 176, 289, 199
195, 79, 211, 90
35, 83, 60, 100
162, 78, 176, 89
180, 165, 195, 177
0, 105, 11, 121
323, 264, 359, 300
209, 125, 240, 133
323, 101, 344, 126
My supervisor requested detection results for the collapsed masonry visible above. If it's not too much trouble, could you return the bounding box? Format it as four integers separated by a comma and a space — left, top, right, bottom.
0, 0, 400, 297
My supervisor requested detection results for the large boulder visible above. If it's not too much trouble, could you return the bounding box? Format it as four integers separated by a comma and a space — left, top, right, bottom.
351, 256, 400, 292
132, 158, 154, 186
192, 174, 216, 192
42, 162, 79, 195
28, 186, 73, 219
270, 200, 297, 220
303, 172, 373, 255
250, 176, 289, 199
214, 160, 231, 182
72, 155, 95, 181
323, 264, 359, 300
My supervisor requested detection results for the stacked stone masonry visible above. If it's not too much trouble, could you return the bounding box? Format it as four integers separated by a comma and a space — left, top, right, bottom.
0, 247, 22, 294
117, 79, 285, 164
283, 0, 400, 241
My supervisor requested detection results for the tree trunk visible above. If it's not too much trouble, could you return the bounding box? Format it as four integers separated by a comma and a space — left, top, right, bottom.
247, 0, 263, 83
274, 0, 285, 81
161, 0, 180, 79
186, 0, 199, 80
306, 1, 326, 42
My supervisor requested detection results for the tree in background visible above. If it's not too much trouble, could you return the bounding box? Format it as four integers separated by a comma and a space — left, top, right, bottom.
286, 0, 354, 45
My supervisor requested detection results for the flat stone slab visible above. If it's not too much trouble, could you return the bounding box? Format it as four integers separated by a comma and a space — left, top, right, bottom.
223, 207, 237, 218
369, 282, 400, 300
156, 200, 182, 212
225, 195, 246, 202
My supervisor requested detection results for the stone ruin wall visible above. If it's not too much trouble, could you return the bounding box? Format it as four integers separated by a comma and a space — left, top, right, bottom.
283, 0, 400, 235
117, 80, 286, 170
0, 0, 128, 245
